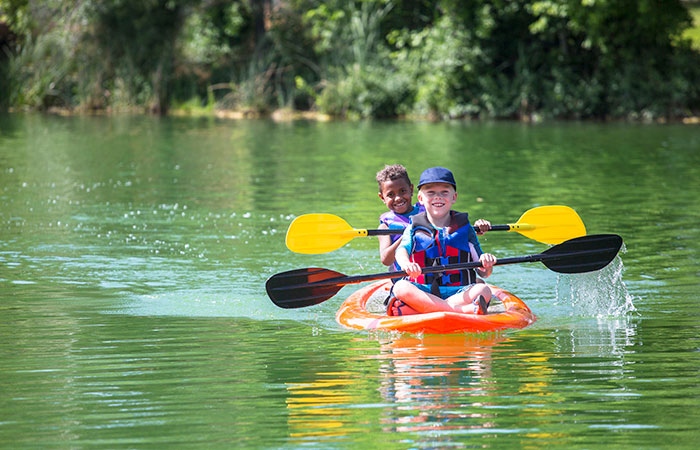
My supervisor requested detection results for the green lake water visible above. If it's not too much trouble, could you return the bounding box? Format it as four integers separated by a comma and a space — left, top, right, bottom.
1, 113, 699, 448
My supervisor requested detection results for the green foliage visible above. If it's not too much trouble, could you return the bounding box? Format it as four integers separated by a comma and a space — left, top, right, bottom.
316, 65, 411, 118
302, 0, 418, 118
522, 0, 698, 119
0, 0, 698, 119
6, 34, 69, 108
389, 13, 481, 118
87, 0, 197, 114
2, 1, 88, 109
0, 0, 32, 37
682, 5, 700, 50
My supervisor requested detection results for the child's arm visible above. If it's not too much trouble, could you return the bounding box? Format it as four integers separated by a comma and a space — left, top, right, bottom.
378, 223, 403, 266
467, 222, 494, 276
396, 247, 422, 278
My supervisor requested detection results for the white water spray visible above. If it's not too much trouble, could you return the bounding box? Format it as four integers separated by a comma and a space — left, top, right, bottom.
555, 243, 636, 317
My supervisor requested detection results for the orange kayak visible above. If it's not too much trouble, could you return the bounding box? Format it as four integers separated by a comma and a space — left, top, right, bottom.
336, 280, 536, 334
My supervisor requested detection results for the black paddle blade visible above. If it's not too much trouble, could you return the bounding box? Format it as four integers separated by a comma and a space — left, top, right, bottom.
541, 234, 623, 274
265, 268, 346, 309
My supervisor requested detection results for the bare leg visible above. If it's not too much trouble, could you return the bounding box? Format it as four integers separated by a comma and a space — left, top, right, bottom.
393, 280, 490, 315
445, 284, 492, 314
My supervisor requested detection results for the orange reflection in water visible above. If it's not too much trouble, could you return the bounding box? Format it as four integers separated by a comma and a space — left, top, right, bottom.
367, 333, 507, 434
282, 333, 556, 443
285, 371, 358, 439
282, 334, 505, 441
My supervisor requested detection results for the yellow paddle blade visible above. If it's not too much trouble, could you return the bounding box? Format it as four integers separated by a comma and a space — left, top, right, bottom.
286, 214, 367, 254
510, 205, 586, 245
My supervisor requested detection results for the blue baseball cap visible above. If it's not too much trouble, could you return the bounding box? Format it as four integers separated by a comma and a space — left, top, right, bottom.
417, 167, 456, 189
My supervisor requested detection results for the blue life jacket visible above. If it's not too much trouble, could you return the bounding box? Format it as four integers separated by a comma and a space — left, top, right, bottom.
409, 211, 481, 292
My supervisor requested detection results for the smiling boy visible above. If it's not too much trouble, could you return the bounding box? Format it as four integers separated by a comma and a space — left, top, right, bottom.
376, 164, 423, 269
389, 167, 497, 316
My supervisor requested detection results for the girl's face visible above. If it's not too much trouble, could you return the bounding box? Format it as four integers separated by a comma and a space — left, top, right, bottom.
379, 178, 414, 215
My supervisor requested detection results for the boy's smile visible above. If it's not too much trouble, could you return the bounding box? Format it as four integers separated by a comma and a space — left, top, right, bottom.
418, 183, 457, 224
379, 178, 414, 215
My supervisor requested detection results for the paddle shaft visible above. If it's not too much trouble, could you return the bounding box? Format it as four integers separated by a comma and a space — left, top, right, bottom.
367, 229, 400, 236
369, 224, 514, 236
284, 247, 609, 290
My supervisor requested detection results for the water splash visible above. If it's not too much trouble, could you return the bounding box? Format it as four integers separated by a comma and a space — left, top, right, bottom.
554, 243, 636, 318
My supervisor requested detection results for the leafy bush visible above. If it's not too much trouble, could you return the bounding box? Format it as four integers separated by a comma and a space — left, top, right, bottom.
316, 65, 412, 118
7, 33, 75, 109
1, 0, 698, 119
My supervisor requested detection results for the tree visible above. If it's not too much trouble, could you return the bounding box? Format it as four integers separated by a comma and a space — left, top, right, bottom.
88, 0, 197, 114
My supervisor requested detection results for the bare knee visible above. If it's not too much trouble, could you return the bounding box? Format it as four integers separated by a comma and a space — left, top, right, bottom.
470, 284, 492, 301
393, 280, 412, 298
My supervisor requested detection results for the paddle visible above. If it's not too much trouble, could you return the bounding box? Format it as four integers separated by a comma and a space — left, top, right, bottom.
285, 205, 585, 254
267, 234, 622, 309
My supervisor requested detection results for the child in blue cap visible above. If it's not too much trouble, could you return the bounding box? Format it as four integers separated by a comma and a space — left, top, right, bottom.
388, 167, 496, 316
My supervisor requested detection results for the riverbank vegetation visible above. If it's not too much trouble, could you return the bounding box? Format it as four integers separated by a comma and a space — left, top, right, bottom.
1, 0, 699, 121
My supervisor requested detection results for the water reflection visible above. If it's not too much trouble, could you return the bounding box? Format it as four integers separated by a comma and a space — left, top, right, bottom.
281, 328, 653, 447
281, 334, 509, 442
285, 372, 357, 440
373, 334, 502, 436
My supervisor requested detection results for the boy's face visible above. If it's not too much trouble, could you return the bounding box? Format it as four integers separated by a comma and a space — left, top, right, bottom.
417, 183, 456, 217
379, 178, 414, 215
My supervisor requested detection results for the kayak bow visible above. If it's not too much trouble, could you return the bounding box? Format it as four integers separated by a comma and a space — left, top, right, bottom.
336, 280, 536, 334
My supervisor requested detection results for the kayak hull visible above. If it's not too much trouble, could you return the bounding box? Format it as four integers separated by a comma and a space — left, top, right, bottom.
336, 280, 536, 334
